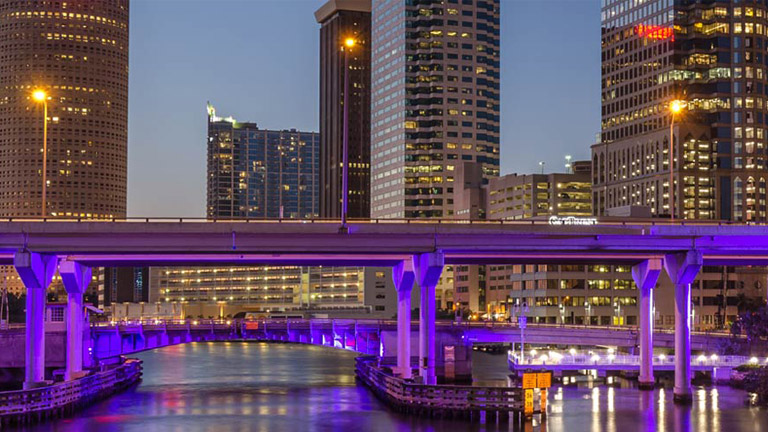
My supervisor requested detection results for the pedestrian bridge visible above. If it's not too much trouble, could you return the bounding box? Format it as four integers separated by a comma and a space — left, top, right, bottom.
508, 350, 763, 374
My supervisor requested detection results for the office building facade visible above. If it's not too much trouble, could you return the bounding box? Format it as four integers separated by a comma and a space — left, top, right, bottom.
594, 0, 768, 221
593, 0, 768, 329
370, 0, 501, 219
150, 107, 395, 318
453, 162, 595, 315
316, 0, 372, 219
206, 105, 319, 219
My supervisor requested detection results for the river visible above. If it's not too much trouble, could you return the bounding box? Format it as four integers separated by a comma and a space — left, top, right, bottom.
19, 341, 768, 431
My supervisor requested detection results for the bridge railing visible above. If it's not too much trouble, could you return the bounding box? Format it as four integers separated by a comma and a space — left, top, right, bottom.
86, 318, 736, 340
509, 351, 759, 368
0, 216, 760, 228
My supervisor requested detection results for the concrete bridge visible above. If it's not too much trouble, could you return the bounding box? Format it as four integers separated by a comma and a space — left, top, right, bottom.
84, 318, 735, 381
2, 219, 768, 401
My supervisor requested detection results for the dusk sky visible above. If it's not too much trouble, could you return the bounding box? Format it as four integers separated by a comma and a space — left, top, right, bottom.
128, 0, 600, 217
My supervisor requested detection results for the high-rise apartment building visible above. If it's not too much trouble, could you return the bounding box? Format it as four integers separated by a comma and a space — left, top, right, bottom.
370, 0, 501, 219
594, 0, 768, 221
593, 0, 768, 329
0, 0, 129, 299
316, 0, 372, 219
150, 107, 395, 319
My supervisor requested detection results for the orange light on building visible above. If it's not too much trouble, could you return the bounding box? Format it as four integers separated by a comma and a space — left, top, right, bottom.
635, 24, 674, 41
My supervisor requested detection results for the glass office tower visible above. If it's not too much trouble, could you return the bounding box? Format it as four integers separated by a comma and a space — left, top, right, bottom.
370, 0, 501, 219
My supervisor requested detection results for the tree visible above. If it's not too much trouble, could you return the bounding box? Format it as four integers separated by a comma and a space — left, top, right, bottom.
731, 305, 768, 353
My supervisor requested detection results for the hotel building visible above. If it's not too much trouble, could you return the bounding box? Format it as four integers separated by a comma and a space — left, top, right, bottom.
592, 0, 768, 328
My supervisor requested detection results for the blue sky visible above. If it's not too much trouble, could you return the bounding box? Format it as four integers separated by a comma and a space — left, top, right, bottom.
127, 0, 600, 217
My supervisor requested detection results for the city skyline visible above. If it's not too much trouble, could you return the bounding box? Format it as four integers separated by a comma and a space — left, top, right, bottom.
128, 0, 600, 217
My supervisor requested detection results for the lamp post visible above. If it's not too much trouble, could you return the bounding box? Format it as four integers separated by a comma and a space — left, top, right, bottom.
584, 301, 592, 326
32, 89, 48, 218
340, 37, 356, 232
669, 99, 686, 221
513, 301, 529, 364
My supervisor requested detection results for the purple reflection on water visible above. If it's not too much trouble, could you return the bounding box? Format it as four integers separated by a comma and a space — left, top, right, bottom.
12, 344, 767, 432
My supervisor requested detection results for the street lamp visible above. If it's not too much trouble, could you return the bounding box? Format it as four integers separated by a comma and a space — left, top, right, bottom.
340, 37, 356, 233
584, 301, 592, 326
669, 99, 687, 221
32, 89, 49, 218
512, 301, 529, 364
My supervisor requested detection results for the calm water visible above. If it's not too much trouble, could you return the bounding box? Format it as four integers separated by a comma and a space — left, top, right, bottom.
16, 342, 768, 432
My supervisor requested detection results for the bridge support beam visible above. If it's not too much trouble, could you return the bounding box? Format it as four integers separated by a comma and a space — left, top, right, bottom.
393, 259, 415, 379
632, 258, 661, 390
14, 251, 57, 389
60, 260, 92, 381
414, 252, 444, 385
663, 251, 702, 403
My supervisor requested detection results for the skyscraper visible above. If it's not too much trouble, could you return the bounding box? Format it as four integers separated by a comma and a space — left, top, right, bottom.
0, 0, 129, 218
205, 104, 319, 220
149, 106, 395, 319
594, 0, 768, 221
0, 0, 129, 299
370, 0, 501, 219
316, 0, 372, 219
593, 0, 768, 329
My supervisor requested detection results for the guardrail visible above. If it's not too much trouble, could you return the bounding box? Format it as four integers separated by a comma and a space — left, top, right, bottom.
355, 356, 528, 422
0, 359, 142, 426
86, 318, 737, 340
0, 216, 763, 227
509, 351, 763, 370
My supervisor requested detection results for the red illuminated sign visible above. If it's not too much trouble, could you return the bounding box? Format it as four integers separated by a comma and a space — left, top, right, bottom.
635, 24, 674, 41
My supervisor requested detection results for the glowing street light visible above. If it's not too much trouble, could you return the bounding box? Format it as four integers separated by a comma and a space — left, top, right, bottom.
668, 99, 687, 221
340, 37, 357, 232
32, 89, 49, 218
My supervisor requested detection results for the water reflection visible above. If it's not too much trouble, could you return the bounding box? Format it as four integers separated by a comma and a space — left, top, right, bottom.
13, 344, 767, 432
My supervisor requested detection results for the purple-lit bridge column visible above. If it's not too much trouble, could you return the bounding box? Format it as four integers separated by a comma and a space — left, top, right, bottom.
663, 251, 702, 403
631, 258, 661, 390
414, 252, 444, 385
60, 260, 91, 381
393, 259, 415, 378
14, 250, 56, 389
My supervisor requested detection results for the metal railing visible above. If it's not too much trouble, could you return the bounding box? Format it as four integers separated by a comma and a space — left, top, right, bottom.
509, 351, 762, 368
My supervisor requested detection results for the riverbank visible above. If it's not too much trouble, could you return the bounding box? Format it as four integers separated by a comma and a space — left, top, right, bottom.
0, 359, 142, 427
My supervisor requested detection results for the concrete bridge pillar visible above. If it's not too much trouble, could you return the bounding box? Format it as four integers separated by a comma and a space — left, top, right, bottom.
393, 259, 415, 378
632, 258, 661, 390
14, 250, 57, 389
414, 252, 444, 385
60, 260, 92, 381
663, 251, 702, 403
